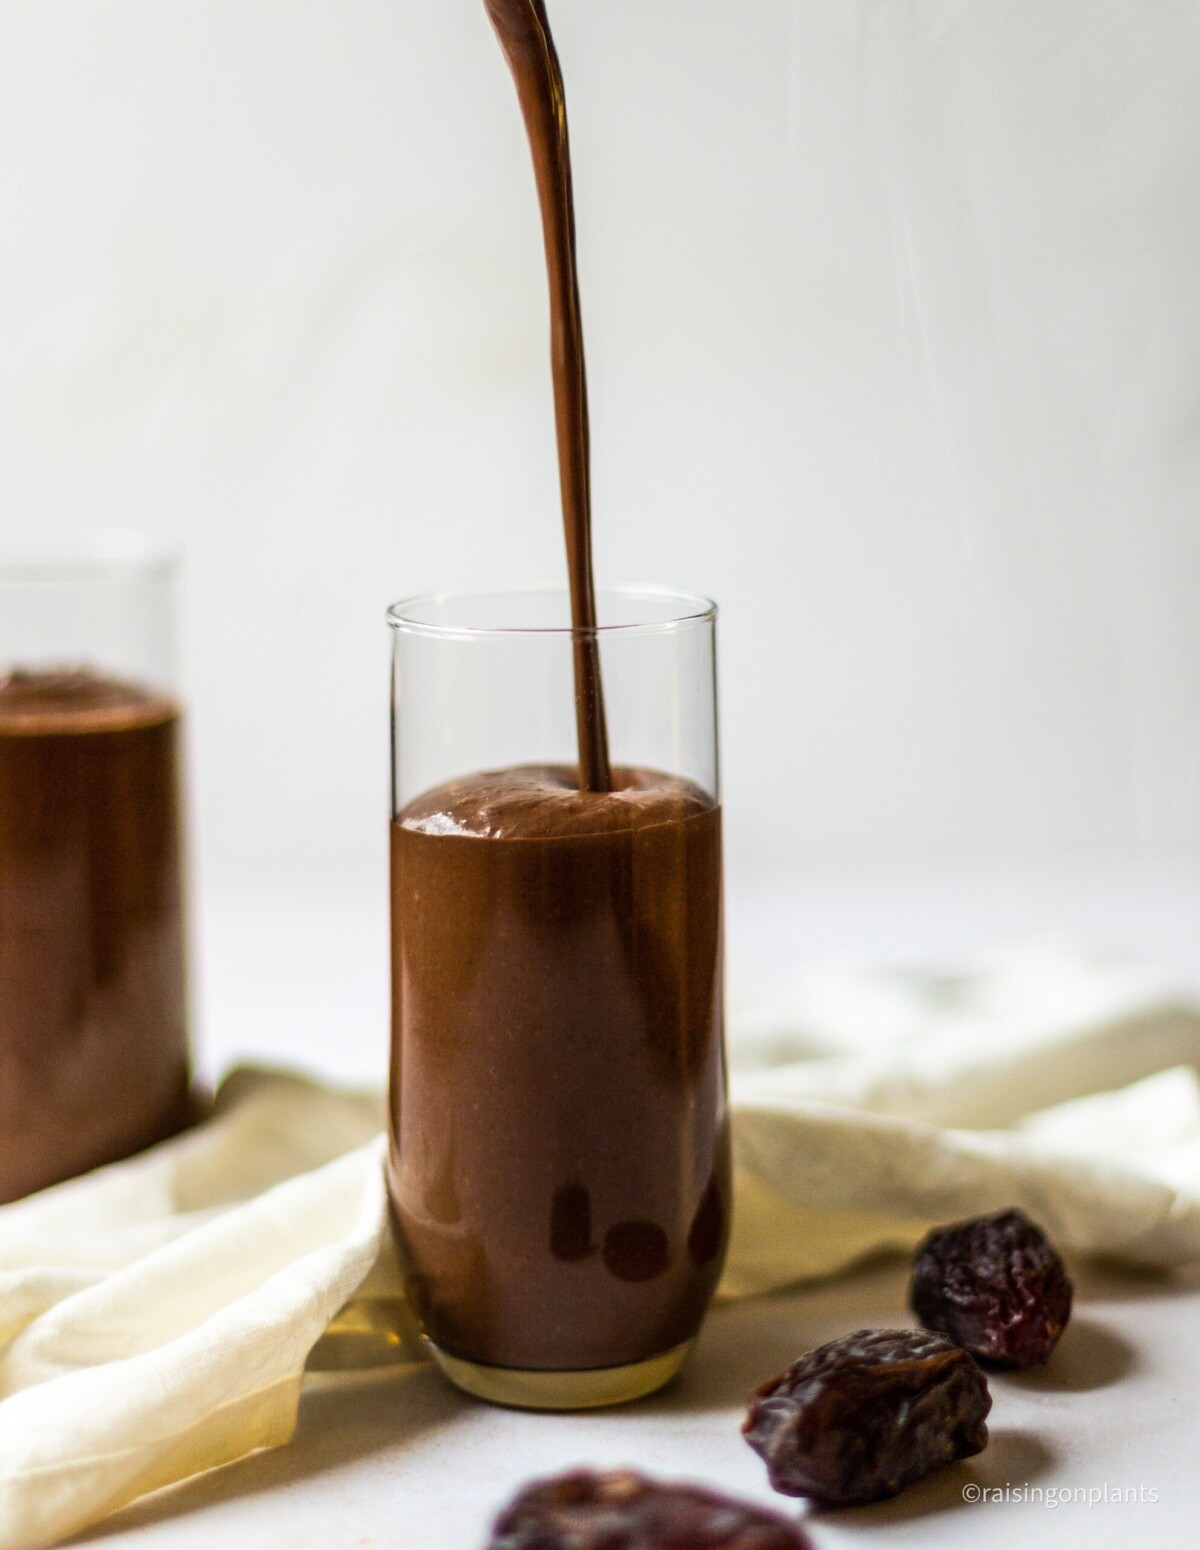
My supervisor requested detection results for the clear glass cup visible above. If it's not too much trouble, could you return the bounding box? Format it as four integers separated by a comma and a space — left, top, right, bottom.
387, 588, 728, 1409
0, 532, 191, 1202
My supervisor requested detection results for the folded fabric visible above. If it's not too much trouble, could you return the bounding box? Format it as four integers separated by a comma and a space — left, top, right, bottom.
726, 946, 1200, 1291
5, 947, 1200, 1548
0, 1073, 393, 1550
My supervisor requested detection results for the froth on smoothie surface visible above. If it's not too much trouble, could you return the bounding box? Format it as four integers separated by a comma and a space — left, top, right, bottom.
0, 669, 177, 734
399, 764, 714, 840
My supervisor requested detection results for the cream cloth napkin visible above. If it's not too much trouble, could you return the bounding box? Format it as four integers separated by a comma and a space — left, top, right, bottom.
5, 947, 1200, 1548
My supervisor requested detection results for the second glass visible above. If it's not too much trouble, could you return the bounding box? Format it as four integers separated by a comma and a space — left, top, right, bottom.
0, 533, 190, 1203
386, 588, 728, 1409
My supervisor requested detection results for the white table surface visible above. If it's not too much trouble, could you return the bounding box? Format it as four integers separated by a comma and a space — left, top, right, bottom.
67, 856, 1200, 1548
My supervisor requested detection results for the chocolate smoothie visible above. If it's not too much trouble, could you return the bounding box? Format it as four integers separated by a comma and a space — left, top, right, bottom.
387, 0, 728, 1382
389, 766, 728, 1370
0, 669, 190, 1202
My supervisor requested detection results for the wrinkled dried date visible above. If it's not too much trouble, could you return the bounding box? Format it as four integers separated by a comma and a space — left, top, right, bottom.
487, 1470, 813, 1550
742, 1328, 990, 1506
909, 1207, 1073, 1367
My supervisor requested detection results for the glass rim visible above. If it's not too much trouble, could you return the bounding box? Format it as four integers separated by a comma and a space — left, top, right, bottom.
386, 586, 717, 640
0, 529, 179, 583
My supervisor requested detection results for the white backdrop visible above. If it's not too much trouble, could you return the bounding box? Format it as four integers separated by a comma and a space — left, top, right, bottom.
2, 1, 1199, 901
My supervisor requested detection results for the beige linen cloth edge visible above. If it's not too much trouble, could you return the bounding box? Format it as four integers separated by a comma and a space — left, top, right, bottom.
5, 948, 1200, 1548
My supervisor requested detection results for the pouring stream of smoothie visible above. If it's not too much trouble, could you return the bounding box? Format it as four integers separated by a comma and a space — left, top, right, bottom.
483, 0, 611, 792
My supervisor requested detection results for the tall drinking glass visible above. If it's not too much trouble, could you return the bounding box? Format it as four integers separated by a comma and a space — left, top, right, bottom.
0, 533, 191, 1202
387, 588, 728, 1409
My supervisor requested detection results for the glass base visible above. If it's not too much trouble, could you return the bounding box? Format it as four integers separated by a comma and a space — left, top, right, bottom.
428, 1338, 693, 1411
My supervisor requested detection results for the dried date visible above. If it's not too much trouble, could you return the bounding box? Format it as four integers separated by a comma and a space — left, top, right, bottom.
742, 1328, 990, 1505
909, 1207, 1073, 1367
487, 1470, 813, 1550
